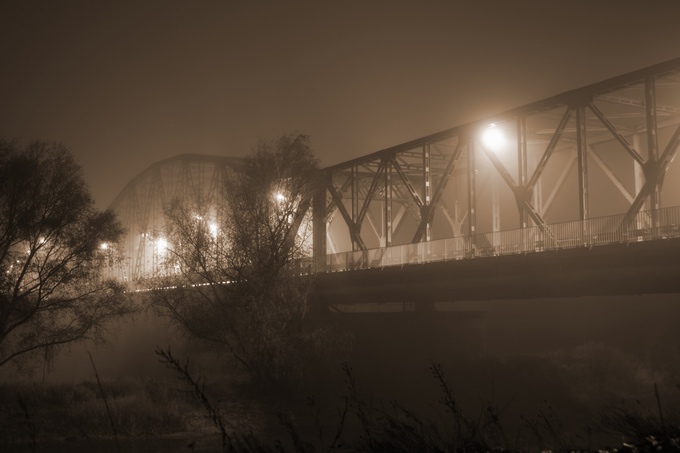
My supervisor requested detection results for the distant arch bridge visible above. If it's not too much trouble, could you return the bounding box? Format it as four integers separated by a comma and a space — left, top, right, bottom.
109, 154, 242, 280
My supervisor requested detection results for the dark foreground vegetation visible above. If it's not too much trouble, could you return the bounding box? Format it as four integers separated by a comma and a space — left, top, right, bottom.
2, 347, 679, 453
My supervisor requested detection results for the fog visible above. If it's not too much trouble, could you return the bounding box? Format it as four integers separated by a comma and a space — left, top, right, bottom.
6, 293, 678, 395
2, 2, 680, 449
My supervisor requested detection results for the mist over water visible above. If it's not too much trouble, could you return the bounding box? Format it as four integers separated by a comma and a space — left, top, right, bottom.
5, 292, 677, 396
2, 292, 679, 450
0, 299, 184, 384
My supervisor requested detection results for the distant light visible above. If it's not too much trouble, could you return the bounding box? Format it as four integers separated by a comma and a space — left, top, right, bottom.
275, 192, 286, 202
482, 124, 506, 153
100, 243, 109, 250
209, 222, 218, 237
156, 237, 168, 254
38, 237, 46, 245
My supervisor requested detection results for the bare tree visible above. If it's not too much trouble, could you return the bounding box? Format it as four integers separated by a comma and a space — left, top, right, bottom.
152, 134, 348, 384
0, 140, 131, 370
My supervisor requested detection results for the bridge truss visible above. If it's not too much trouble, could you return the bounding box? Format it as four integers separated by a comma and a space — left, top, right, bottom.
313, 58, 680, 270
108, 154, 241, 281
109, 58, 680, 280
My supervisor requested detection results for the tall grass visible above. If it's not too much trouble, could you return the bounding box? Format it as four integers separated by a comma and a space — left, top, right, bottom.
0, 377, 193, 444
153, 346, 680, 452
2, 346, 678, 451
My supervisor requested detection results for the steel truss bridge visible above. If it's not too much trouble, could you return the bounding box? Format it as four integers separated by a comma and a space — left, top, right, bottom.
110, 57, 680, 302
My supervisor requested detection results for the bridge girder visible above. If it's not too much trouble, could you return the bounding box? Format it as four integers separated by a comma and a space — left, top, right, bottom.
318, 58, 680, 266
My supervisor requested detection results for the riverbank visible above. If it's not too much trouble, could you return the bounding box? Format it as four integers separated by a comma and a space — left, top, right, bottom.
2, 352, 679, 452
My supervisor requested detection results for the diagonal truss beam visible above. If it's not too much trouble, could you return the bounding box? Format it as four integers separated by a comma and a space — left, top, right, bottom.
589, 149, 634, 203
429, 143, 464, 213
392, 158, 424, 208
357, 163, 385, 226
412, 143, 464, 242
625, 121, 680, 223
588, 102, 645, 165
327, 181, 366, 250
480, 143, 547, 227
324, 177, 352, 220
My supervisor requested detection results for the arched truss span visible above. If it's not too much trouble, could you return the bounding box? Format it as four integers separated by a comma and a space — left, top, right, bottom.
109, 154, 242, 281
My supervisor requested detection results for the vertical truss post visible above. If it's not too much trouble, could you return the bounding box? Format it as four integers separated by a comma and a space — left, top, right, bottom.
131, 191, 145, 280
312, 172, 328, 272
645, 76, 661, 229
517, 115, 528, 229
466, 137, 477, 253
630, 133, 648, 231
150, 166, 165, 276
384, 158, 393, 247
423, 144, 432, 241
351, 165, 359, 251
632, 134, 646, 209
575, 105, 590, 220
575, 105, 590, 243
491, 174, 500, 247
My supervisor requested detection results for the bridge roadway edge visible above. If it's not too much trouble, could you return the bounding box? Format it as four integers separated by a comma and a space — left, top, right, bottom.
311, 238, 680, 307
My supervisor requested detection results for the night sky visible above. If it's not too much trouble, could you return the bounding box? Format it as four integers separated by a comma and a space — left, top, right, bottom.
2, 1, 680, 209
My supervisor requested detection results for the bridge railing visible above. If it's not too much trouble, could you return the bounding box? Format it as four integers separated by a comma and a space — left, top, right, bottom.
326, 205, 680, 272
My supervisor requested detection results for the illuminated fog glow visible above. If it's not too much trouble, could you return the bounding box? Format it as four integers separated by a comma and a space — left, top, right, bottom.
209, 222, 218, 237
156, 237, 168, 254
482, 124, 506, 153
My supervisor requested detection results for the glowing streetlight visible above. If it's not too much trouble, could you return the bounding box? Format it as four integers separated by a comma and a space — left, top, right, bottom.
209, 222, 218, 238
100, 243, 109, 250
481, 123, 506, 153
275, 192, 286, 202
156, 237, 168, 254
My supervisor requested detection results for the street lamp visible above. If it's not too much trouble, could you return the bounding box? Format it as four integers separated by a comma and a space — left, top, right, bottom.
156, 237, 168, 255
482, 123, 506, 153
209, 222, 218, 238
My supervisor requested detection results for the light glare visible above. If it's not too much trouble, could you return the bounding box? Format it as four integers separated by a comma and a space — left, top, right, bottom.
482, 124, 505, 152
156, 237, 168, 253
209, 222, 218, 237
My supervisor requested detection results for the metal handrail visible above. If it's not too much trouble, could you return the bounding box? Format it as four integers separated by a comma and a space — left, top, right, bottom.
326, 205, 680, 272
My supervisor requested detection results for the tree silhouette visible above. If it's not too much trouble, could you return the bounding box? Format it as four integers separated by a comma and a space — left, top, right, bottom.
0, 140, 131, 370
151, 134, 348, 384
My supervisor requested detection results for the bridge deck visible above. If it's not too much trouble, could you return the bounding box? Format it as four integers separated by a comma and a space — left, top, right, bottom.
314, 236, 680, 307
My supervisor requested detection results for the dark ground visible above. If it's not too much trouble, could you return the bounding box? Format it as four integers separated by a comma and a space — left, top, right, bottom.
1, 293, 679, 451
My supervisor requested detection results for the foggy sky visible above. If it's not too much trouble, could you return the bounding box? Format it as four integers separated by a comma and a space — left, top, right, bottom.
2, 1, 680, 209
